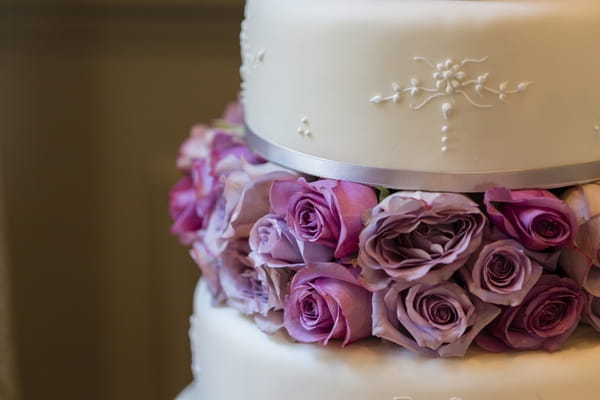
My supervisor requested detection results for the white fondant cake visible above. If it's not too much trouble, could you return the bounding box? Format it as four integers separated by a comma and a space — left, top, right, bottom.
174, 1, 600, 399
242, 0, 600, 191
183, 281, 600, 400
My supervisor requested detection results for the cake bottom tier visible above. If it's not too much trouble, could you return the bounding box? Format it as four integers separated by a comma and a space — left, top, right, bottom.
186, 279, 600, 400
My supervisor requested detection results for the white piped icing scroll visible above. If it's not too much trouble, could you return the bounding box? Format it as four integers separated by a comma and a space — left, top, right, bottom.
242, 0, 600, 189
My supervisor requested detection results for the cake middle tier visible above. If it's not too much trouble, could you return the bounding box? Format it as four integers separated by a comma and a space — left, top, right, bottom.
242, 0, 600, 191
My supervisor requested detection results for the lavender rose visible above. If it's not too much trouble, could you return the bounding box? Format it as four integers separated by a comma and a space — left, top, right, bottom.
476, 275, 586, 352
169, 159, 217, 243
221, 166, 297, 240
484, 187, 577, 251
176, 124, 214, 171
218, 240, 278, 316
249, 214, 334, 269
271, 178, 378, 258
372, 281, 499, 357
585, 295, 600, 332
560, 182, 600, 296
460, 239, 543, 306
359, 192, 486, 288
206, 239, 291, 334
284, 263, 372, 346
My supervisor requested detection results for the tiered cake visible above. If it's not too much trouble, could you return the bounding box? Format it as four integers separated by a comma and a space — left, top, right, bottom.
173, 1, 600, 399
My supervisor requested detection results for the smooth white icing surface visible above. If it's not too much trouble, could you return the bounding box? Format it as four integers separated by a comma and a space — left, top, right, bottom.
186, 280, 600, 400
242, 0, 600, 184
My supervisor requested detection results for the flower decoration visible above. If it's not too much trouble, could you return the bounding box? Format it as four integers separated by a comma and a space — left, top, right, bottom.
170, 104, 600, 357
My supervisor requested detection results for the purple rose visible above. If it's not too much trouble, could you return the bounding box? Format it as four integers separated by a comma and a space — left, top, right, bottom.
271, 178, 378, 258
169, 159, 217, 243
476, 275, 586, 352
359, 192, 486, 289
372, 281, 499, 357
560, 182, 600, 296
484, 187, 577, 251
460, 239, 543, 306
284, 263, 372, 346
249, 214, 334, 268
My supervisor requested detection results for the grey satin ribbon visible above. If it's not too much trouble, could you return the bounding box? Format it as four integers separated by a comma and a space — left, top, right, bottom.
245, 126, 600, 192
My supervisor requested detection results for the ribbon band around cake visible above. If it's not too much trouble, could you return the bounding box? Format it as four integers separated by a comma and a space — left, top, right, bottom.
245, 126, 600, 192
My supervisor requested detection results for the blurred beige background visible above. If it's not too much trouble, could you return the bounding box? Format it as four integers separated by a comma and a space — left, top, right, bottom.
0, 0, 245, 398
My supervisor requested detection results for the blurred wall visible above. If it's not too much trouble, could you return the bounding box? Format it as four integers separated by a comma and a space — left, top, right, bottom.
0, 0, 244, 399
0, 147, 19, 400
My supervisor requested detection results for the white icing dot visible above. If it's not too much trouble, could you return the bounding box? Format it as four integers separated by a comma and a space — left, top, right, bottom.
441, 125, 449, 133
441, 136, 448, 143
301, 117, 308, 124
441, 146, 448, 153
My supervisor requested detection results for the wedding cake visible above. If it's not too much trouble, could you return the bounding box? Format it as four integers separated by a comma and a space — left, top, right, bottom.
172, 1, 600, 399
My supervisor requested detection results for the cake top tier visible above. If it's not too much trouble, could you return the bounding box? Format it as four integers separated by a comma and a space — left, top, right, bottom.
241, 0, 600, 192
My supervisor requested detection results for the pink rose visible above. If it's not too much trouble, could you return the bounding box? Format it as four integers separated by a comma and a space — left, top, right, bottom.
560, 182, 600, 296
359, 192, 485, 289
476, 275, 586, 352
284, 263, 372, 346
372, 281, 499, 357
460, 239, 543, 306
270, 178, 378, 258
484, 187, 577, 251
